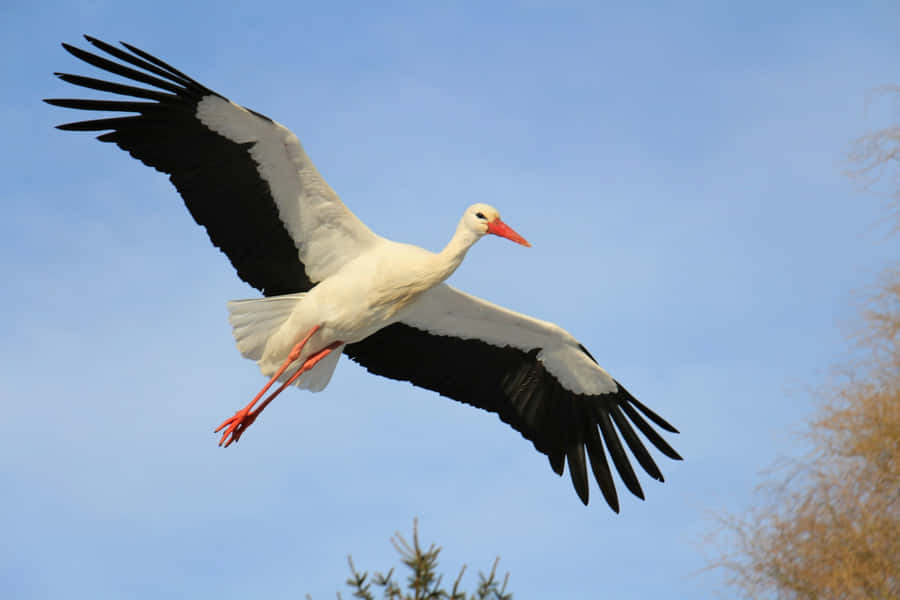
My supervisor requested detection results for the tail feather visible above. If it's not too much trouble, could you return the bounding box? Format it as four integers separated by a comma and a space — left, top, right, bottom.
226, 293, 342, 392
298, 344, 342, 392
227, 294, 305, 361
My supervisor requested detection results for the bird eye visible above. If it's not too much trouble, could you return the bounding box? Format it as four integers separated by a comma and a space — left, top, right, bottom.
475, 212, 486, 220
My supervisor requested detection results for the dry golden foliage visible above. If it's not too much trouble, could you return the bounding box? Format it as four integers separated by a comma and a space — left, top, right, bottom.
707, 102, 900, 600
707, 277, 899, 599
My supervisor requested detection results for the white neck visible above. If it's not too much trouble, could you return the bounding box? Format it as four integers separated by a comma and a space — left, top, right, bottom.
429, 218, 482, 285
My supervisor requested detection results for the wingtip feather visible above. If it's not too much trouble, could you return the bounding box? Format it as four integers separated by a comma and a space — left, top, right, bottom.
596, 409, 645, 500
547, 452, 565, 476
613, 380, 680, 434
566, 443, 589, 506
585, 425, 620, 512
609, 405, 664, 482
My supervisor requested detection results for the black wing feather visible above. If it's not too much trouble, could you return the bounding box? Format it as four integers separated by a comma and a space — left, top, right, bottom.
609, 405, 663, 481
585, 425, 619, 512
60, 43, 187, 95
84, 37, 208, 92
595, 407, 645, 500
619, 402, 682, 461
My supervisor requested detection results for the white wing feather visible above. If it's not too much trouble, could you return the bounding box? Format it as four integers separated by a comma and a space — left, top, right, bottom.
399, 284, 618, 396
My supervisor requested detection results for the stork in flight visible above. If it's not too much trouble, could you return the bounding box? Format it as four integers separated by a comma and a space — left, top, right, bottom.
46, 36, 682, 510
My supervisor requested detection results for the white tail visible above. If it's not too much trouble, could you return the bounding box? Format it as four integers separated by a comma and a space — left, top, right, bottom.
226, 294, 342, 392
227, 294, 305, 361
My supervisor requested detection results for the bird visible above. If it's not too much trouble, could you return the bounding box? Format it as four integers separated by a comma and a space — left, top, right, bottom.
45, 36, 682, 510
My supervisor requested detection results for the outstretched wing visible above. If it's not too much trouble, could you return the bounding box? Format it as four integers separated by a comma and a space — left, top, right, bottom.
46, 36, 378, 296
344, 285, 681, 510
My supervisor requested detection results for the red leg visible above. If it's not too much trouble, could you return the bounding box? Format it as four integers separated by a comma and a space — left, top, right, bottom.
217, 339, 342, 448
215, 325, 320, 445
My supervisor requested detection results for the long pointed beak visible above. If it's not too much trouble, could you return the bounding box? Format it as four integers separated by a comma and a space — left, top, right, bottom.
486, 218, 531, 247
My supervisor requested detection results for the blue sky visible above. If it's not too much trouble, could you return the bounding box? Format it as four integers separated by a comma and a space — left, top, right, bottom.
3, 2, 899, 598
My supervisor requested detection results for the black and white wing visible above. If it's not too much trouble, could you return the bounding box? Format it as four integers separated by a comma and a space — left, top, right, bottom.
45, 36, 377, 296
344, 284, 682, 510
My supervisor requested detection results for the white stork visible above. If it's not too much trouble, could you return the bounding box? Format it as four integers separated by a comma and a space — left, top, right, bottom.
46, 36, 681, 510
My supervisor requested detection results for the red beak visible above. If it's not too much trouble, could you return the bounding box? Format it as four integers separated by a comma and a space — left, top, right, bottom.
487, 218, 531, 247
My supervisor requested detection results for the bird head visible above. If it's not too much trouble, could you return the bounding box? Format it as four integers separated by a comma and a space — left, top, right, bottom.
465, 203, 531, 247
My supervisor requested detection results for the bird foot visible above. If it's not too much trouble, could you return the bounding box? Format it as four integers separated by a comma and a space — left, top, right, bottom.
214, 336, 343, 449
216, 407, 260, 448
214, 325, 324, 448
